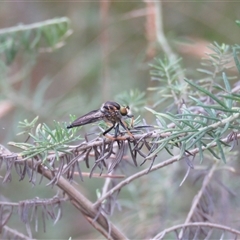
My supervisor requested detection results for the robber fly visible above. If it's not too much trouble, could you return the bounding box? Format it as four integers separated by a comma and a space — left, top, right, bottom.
67, 101, 134, 139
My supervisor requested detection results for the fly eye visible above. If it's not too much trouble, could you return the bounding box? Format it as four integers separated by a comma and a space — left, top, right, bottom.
120, 106, 128, 116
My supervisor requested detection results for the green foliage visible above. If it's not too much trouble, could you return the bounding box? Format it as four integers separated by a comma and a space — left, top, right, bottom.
196, 42, 234, 92
16, 116, 39, 136
9, 117, 81, 165
145, 42, 240, 164
10, 39, 237, 168
0, 17, 71, 64
233, 45, 240, 73
148, 57, 186, 108
0, 17, 73, 143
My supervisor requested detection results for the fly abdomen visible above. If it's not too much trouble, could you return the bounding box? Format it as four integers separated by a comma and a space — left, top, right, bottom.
67, 109, 104, 128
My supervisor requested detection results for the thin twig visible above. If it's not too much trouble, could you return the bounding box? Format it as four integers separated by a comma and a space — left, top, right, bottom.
85, 215, 112, 240
154, 1, 175, 61
0, 197, 64, 208
74, 172, 125, 179
0, 18, 70, 35
154, 0, 186, 102
152, 222, 240, 239
178, 162, 218, 239
2, 225, 35, 240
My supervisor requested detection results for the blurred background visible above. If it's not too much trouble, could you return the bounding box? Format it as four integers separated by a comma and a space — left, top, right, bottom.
0, 1, 240, 239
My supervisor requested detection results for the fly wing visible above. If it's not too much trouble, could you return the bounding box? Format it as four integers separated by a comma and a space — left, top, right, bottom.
67, 110, 104, 128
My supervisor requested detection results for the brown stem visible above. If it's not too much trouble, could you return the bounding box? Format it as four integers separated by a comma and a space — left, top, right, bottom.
28, 161, 127, 240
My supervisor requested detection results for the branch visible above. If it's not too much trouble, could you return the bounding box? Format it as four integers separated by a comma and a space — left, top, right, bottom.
0, 196, 64, 208
1, 106, 239, 238
0, 18, 70, 35
31, 161, 127, 240
0, 195, 64, 237
93, 132, 240, 208
152, 222, 240, 239
154, 1, 175, 61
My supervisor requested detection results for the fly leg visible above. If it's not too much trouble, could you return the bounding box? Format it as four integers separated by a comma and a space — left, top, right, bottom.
103, 124, 116, 140
114, 123, 120, 138
103, 121, 134, 140
103, 124, 114, 135
119, 119, 134, 139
